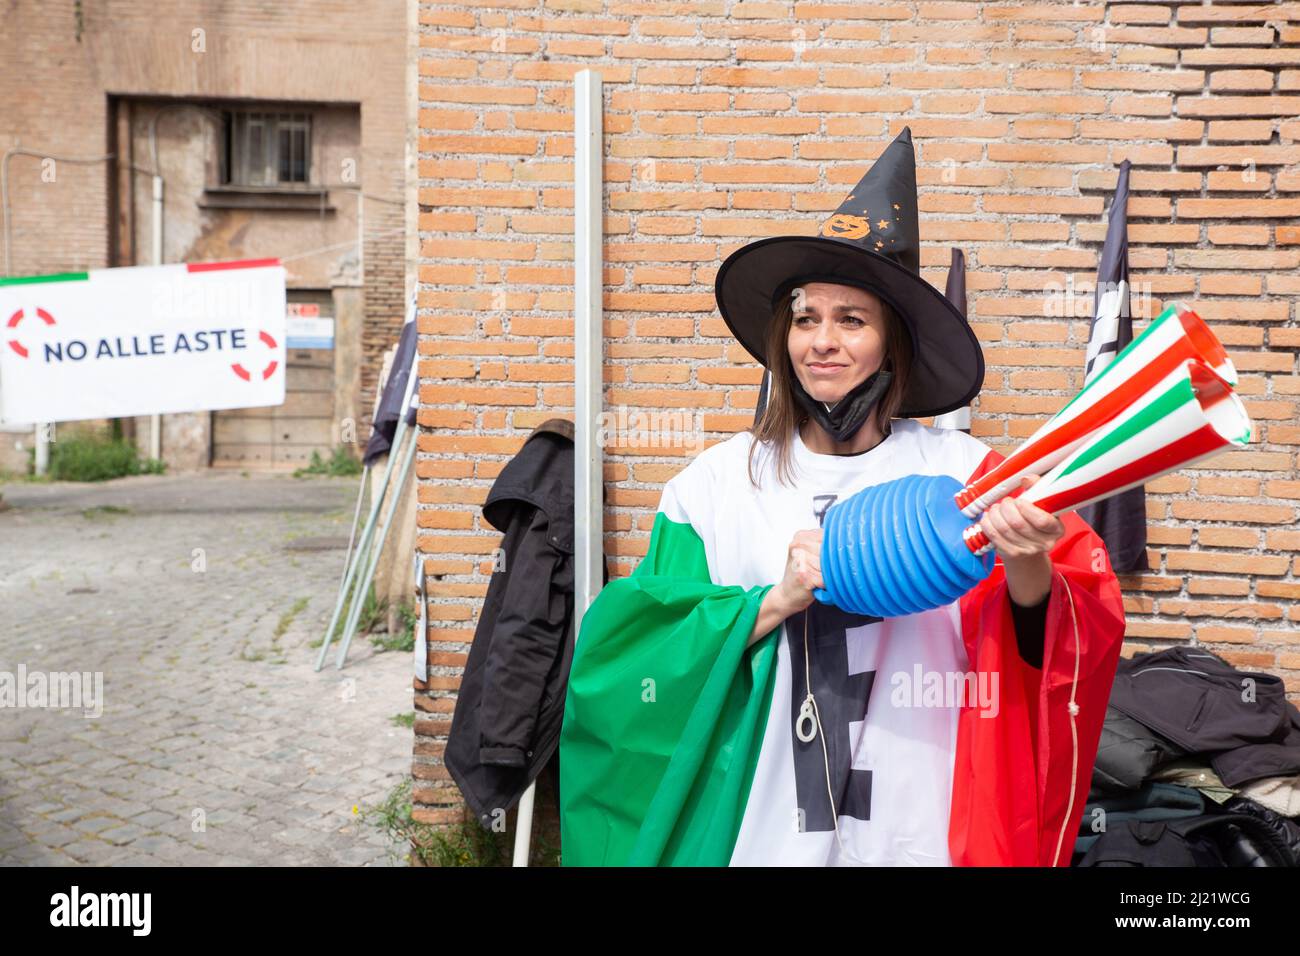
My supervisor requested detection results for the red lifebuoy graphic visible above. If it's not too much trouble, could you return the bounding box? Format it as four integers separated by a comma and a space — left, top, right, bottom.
231, 329, 279, 381
5, 306, 56, 359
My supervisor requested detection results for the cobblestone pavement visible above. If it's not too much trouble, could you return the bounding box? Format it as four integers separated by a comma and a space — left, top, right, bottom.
0, 472, 413, 866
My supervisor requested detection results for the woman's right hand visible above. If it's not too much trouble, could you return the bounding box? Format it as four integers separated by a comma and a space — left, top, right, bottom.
776, 528, 824, 614
750, 529, 824, 646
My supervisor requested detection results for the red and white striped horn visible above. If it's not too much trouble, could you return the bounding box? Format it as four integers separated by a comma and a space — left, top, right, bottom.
963, 358, 1251, 555
955, 301, 1236, 518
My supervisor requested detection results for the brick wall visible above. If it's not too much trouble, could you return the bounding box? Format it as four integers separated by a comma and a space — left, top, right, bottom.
413, 0, 1300, 827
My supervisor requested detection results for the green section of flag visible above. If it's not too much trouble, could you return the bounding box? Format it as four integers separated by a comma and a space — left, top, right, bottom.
0, 271, 89, 287
559, 510, 781, 866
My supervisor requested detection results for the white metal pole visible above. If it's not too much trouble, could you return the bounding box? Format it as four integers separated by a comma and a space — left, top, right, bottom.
150, 174, 163, 461
510, 782, 537, 867
314, 425, 403, 670
335, 376, 388, 603
573, 80, 604, 620
331, 336, 422, 669
511, 68, 603, 869
334, 428, 417, 669
34, 423, 50, 476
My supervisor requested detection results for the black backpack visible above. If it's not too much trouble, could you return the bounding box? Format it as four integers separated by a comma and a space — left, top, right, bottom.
1077, 811, 1298, 867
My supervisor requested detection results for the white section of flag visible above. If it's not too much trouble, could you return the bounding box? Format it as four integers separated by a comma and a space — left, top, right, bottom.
1084, 278, 1127, 384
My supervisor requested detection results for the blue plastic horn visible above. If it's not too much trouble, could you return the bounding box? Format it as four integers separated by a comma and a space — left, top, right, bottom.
813, 474, 996, 618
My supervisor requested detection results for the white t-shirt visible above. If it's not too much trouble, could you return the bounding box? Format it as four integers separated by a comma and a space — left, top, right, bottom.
657, 419, 993, 866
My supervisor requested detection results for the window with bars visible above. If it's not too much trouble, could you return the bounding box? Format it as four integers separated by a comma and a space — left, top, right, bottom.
223, 111, 312, 187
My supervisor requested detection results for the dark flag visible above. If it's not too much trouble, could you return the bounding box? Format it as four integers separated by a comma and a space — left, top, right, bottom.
1075, 159, 1149, 572
933, 248, 972, 433
363, 292, 420, 466
754, 366, 771, 425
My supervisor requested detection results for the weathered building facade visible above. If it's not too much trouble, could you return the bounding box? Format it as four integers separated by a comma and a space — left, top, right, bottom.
0, 0, 416, 471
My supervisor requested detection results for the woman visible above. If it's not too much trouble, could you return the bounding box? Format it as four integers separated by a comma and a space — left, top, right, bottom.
749, 280, 1067, 652
558, 127, 1126, 867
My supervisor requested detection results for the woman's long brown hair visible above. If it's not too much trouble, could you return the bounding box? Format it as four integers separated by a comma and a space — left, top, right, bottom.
746, 287, 912, 490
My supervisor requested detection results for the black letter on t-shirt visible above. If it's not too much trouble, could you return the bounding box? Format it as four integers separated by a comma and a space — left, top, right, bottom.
786, 492, 881, 832
787, 603, 879, 831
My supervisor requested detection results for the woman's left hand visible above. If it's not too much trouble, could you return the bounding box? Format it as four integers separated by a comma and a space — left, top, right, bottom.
978, 476, 1065, 606
977, 474, 1065, 561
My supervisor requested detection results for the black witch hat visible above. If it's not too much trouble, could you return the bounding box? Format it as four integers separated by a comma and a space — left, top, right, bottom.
714, 126, 983, 418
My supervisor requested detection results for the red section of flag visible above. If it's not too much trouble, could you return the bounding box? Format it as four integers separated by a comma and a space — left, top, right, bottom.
7, 307, 56, 328
951, 449, 1126, 867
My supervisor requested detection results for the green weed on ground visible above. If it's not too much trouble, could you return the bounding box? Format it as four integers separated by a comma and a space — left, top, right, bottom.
293, 446, 362, 478
358, 778, 560, 867
80, 504, 131, 520
38, 435, 165, 482
370, 600, 416, 653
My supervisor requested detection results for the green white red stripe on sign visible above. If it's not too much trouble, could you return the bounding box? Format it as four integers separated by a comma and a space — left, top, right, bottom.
0, 258, 280, 287
185, 258, 281, 273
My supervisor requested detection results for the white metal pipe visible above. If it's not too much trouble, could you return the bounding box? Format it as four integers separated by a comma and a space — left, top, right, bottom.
334, 428, 417, 670
328, 335, 422, 669
315, 425, 402, 671
511, 780, 536, 867
573, 68, 605, 625
510, 68, 604, 869
141, 106, 220, 466
34, 423, 50, 476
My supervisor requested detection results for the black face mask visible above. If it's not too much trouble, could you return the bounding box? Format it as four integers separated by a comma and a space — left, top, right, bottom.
790, 364, 893, 443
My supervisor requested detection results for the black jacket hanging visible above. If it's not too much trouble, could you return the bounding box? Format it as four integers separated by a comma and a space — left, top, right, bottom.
445, 418, 607, 828
1107, 645, 1300, 789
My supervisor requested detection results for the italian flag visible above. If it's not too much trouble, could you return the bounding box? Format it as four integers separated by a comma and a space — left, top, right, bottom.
558, 509, 779, 865
558, 446, 1127, 866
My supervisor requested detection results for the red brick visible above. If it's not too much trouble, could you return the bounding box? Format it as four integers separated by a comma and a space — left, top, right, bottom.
1165, 552, 1290, 575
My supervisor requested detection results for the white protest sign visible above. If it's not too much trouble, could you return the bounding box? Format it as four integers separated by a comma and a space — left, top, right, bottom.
0, 259, 286, 424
